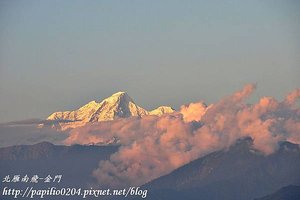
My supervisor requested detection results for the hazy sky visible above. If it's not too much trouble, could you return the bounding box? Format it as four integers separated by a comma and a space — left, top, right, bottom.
0, 0, 299, 123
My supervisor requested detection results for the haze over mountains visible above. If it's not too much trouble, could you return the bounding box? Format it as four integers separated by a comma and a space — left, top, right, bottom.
0, 142, 118, 200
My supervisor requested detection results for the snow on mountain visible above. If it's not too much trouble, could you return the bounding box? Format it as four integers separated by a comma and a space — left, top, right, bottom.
149, 106, 175, 116
88, 91, 148, 122
46, 92, 175, 130
47, 100, 100, 122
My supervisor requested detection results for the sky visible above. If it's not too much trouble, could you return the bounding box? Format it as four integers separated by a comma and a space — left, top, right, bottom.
0, 0, 299, 123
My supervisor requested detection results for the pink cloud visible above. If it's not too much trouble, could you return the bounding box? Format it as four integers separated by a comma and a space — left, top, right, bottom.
64, 85, 300, 187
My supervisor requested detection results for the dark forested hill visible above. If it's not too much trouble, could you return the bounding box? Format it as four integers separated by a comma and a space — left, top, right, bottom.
144, 139, 300, 200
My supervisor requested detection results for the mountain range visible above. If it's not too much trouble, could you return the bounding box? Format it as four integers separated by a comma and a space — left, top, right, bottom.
46, 92, 175, 130
1, 139, 299, 200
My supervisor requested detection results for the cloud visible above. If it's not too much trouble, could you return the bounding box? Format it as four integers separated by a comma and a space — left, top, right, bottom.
284, 88, 300, 105
64, 84, 300, 187
180, 102, 208, 122
0, 120, 68, 147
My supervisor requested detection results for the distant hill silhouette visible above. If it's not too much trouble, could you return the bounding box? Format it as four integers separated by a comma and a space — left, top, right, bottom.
1, 139, 300, 200
143, 139, 300, 200
0, 142, 118, 199
255, 185, 300, 200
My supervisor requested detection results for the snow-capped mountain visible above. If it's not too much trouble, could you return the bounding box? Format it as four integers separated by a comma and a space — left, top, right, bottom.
88, 92, 148, 122
46, 92, 175, 130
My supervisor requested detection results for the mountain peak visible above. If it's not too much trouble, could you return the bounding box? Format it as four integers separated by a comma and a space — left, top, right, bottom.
150, 106, 175, 116
105, 91, 133, 104
89, 91, 146, 122
111, 91, 127, 96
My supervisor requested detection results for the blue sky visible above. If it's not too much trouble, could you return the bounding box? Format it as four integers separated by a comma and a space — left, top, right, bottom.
0, 0, 299, 122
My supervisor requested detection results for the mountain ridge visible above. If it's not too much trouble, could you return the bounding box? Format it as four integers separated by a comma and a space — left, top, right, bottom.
255, 185, 300, 200
143, 138, 300, 200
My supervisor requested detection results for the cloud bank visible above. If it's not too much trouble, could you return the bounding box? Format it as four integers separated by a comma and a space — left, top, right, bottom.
64, 84, 300, 187
0, 120, 68, 147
